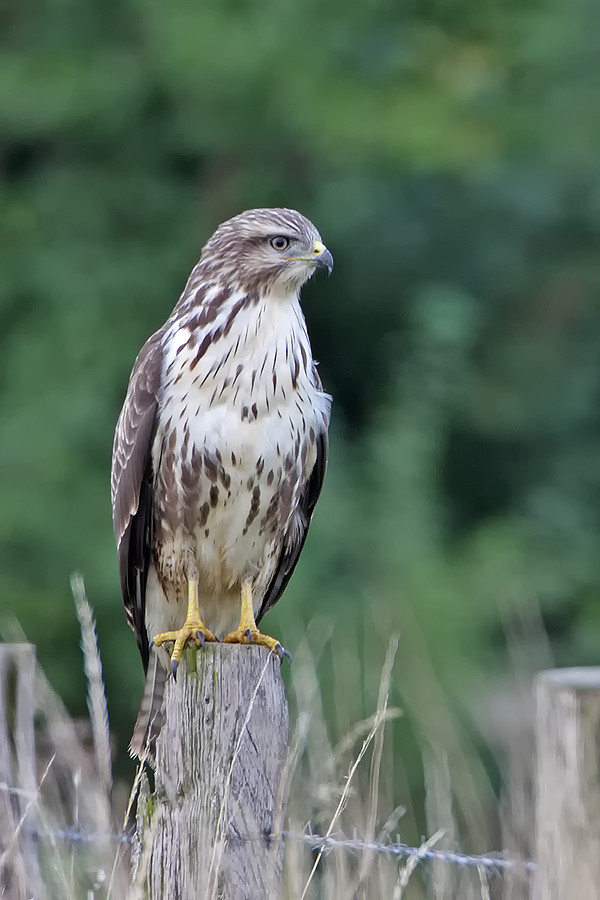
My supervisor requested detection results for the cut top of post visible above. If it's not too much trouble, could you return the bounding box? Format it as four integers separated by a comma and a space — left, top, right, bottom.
536, 667, 600, 691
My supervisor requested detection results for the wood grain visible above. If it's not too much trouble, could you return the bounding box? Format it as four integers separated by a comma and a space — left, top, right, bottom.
132, 643, 289, 899
534, 668, 600, 900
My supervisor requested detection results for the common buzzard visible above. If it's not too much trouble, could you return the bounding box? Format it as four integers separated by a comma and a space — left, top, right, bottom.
111, 208, 332, 756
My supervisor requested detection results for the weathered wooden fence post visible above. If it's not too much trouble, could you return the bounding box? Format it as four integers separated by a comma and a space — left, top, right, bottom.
132, 643, 289, 900
533, 668, 600, 900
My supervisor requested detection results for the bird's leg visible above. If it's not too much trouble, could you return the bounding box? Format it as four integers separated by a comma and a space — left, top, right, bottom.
153, 572, 216, 678
223, 579, 290, 661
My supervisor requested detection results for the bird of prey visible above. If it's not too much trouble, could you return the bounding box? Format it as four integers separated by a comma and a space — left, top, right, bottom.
111, 208, 332, 757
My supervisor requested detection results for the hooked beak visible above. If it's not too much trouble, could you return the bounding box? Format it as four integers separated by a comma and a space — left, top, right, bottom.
311, 240, 334, 276
285, 240, 334, 275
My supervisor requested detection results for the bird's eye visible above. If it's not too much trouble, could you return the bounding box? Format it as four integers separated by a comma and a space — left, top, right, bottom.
270, 236, 290, 251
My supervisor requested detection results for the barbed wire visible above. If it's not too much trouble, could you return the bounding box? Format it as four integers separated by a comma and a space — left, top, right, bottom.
22, 825, 535, 875
23, 826, 133, 845
286, 831, 535, 874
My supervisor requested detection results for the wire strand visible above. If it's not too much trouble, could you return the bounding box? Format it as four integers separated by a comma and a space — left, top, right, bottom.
21, 825, 535, 874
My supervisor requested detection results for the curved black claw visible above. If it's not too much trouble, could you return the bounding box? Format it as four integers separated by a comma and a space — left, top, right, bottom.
244, 629, 252, 644
172, 659, 179, 681
276, 643, 292, 664
195, 631, 206, 649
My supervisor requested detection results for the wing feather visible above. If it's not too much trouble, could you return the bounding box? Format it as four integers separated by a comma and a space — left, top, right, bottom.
257, 426, 328, 623
111, 328, 165, 672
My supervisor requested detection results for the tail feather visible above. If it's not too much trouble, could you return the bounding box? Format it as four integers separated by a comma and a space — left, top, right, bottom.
129, 649, 167, 763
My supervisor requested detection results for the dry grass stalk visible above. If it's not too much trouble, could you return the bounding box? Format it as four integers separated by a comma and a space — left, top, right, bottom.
392, 829, 446, 899
0, 753, 54, 880
299, 636, 399, 900
71, 573, 112, 793
477, 864, 491, 900
356, 635, 399, 895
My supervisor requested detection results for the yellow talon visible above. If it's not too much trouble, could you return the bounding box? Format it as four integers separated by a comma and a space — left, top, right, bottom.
223, 626, 284, 654
223, 580, 290, 661
153, 578, 216, 677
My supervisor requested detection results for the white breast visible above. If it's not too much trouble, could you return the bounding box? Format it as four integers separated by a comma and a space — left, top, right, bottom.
149, 287, 330, 634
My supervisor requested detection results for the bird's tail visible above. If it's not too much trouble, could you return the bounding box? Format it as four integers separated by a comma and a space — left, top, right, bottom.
129, 649, 167, 764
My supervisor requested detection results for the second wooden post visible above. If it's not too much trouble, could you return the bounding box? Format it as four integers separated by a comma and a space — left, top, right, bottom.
534, 667, 600, 900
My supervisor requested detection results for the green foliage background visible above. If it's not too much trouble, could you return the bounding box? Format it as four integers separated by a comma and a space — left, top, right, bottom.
2, 0, 600, 827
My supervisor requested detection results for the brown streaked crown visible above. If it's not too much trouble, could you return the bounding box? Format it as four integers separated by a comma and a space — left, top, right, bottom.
198, 208, 323, 292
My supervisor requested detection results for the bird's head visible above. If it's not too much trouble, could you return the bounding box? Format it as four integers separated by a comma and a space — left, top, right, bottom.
201, 208, 333, 295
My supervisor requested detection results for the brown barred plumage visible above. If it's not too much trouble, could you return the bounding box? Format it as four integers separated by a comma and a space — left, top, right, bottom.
110, 208, 332, 758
